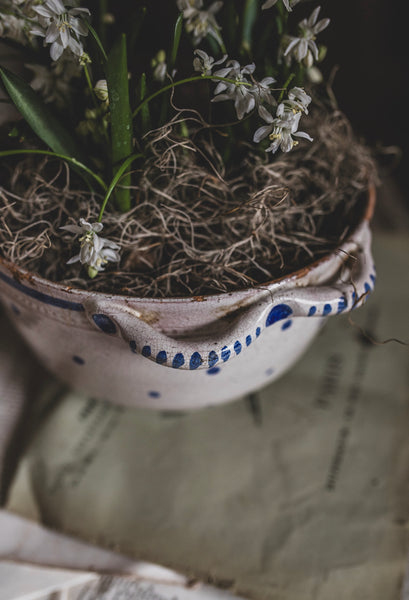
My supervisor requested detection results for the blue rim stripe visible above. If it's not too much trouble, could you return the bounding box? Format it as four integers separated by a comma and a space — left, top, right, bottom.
0, 270, 84, 311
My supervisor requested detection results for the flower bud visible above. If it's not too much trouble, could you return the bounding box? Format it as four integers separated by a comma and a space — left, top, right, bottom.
94, 79, 109, 102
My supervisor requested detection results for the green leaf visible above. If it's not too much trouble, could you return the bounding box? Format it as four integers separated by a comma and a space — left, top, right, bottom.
105, 33, 133, 213
170, 13, 183, 68
206, 35, 220, 57
0, 66, 85, 162
241, 0, 259, 55
86, 21, 108, 62
136, 72, 151, 134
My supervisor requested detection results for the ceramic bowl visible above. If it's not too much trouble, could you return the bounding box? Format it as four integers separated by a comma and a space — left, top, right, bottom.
0, 189, 376, 410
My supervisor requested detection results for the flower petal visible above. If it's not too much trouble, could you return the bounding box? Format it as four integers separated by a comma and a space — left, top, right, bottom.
66, 254, 81, 264
294, 131, 313, 141
50, 41, 64, 61
314, 17, 330, 34
258, 104, 274, 123
284, 38, 298, 57
60, 224, 83, 234
45, 22, 59, 43
253, 124, 273, 143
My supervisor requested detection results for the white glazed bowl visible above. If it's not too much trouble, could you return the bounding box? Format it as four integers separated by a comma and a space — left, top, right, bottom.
0, 190, 375, 410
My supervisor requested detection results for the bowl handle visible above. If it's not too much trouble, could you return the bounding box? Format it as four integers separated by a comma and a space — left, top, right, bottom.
83, 223, 375, 371
270, 220, 376, 319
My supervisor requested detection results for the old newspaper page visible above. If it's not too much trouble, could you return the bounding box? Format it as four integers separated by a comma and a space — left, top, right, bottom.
2, 232, 409, 600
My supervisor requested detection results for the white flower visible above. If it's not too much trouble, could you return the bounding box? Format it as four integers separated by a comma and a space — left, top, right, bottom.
61, 218, 120, 278
151, 50, 167, 83
26, 53, 81, 107
193, 49, 226, 76
284, 86, 311, 114
212, 60, 256, 120
269, 112, 312, 154
253, 87, 312, 154
153, 62, 167, 82
0, 13, 26, 43
262, 0, 301, 12
177, 0, 223, 46
250, 76, 277, 112
212, 60, 277, 121
306, 65, 323, 84
284, 6, 330, 67
0, 0, 37, 44
31, 0, 90, 61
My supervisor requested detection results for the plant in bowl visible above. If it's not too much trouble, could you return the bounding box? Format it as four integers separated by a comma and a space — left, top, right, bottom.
0, 0, 377, 409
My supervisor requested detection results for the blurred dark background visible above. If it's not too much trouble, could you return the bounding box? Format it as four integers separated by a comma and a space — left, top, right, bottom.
322, 0, 409, 206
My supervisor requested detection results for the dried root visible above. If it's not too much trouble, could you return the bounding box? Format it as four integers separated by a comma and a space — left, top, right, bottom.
0, 109, 378, 297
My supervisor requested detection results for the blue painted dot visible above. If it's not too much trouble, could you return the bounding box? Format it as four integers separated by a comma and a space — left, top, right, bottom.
207, 366, 221, 375
281, 320, 292, 330
190, 352, 202, 370
370, 273, 376, 284
11, 304, 20, 315
172, 353, 185, 368
266, 304, 293, 327
92, 313, 117, 334
323, 304, 332, 316
156, 350, 167, 364
256, 327, 261, 337
364, 282, 371, 294
234, 340, 242, 355
246, 335, 252, 346
142, 345, 151, 357
148, 390, 161, 398
337, 296, 348, 313
308, 306, 317, 316
208, 350, 219, 367
265, 368, 274, 376
221, 346, 231, 362
72, 355, 85, 365
129, 340, 137, 353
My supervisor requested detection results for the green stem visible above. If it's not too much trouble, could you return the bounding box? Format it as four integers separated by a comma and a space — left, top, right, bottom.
132, 76, 251, 119
83, 63, 98, 110
83, 63, 109, 144
276, 0, 288, 30
106, 33, 133, 213
98, 153, 143, 222
277, 72, 295, 103
241, 0, 258, 57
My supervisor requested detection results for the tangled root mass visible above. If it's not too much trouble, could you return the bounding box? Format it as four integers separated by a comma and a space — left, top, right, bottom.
0, 109, 377, 298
